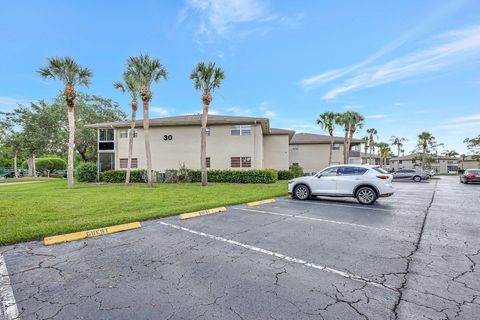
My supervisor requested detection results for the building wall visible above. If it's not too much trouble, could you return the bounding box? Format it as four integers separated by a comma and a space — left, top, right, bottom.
263, 135, 290, 170
114, 124, 285, 171
289, 144, 345, 174
460, 160, 480, 170
390, 159, 459, 173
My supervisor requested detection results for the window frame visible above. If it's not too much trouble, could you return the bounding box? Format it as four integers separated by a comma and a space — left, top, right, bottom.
119, 158, 138, 169
231, 125, 252, 136
230, 156, 252, 168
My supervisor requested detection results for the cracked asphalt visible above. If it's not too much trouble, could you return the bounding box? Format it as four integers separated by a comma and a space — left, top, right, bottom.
1, 176, 479, 319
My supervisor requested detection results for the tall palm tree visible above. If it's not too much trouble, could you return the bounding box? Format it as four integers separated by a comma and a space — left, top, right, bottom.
38, 57, 92, 189
190, 61, 225, 187
125, 54, 168, 187
334, 113, 349, 164
390, 136, 407, 170
377, 142, 391, 168
114, 73, 140, 186
347, 112, 364, 161
316, 112, 337, 165
362, 136, 370, 164
366, 128, 378, 165
442, 150, 459, 157
417, 132, 435, 169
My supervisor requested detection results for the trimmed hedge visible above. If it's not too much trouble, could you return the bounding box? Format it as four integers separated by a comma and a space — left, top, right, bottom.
101, 170, 146, 183
278, 170, 294, 180
290, 164, 304, 178
77, 163, 98, 182
190, 169, 278, 184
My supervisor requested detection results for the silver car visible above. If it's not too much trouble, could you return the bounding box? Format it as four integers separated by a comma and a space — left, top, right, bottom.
392, 169, 430, 182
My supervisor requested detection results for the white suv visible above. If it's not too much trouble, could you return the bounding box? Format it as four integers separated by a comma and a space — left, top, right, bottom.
288, 165, 394, 205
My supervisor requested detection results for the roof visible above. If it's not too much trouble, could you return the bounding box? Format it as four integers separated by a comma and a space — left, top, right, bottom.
290, 133, 363, 145
86, 114, 270, 131
391, 153, 458, 161
269, 128, 295, 139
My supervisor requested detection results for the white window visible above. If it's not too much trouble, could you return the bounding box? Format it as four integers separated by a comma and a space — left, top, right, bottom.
119, 129, 137, 138
231, 125, 251, 136
206, 127, 211, 136
99, 129, 114, 142
231, 157, 252, 168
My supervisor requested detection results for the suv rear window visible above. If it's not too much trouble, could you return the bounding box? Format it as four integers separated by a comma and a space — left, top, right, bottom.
373, 167, 388, 174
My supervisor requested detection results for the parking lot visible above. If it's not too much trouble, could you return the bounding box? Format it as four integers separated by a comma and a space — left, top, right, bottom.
1, 176, 479, 319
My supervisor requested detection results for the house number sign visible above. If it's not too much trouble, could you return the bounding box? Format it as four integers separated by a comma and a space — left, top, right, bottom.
163, 135, 173, 141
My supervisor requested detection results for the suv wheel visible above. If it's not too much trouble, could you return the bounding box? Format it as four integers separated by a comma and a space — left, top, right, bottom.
293, 184, 310, 200
413, 176, 422, 182
356, 187, 377, 205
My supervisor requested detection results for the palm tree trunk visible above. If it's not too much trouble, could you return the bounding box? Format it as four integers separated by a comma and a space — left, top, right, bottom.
67, 107, 75, 189
200, 99, 209, 187
397, 146, 400, 170
328, 135, 333, 165
369, 146, 372, 165
13, 151, 18, 178
343, 127, 348, 164
125, 110, 137, 186
143, 100, 153, 187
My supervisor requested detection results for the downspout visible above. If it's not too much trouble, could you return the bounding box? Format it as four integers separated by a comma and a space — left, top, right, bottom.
253, 120, 257, 169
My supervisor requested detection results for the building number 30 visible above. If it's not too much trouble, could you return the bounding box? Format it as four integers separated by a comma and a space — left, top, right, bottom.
163, 135, 173, 141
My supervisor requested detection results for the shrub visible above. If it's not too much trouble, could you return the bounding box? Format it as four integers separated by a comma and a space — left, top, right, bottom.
101, 170, 146, 183
458, 169, 465, 174
0, 158, 13, 167
278, 170, 293, 180
190, 169, 278, 184
21, 157, 67, 173
290, 164, 304, 178
77, 163, 98, 182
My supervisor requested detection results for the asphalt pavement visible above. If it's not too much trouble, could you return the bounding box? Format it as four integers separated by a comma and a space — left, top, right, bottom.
1, 176, 479, 319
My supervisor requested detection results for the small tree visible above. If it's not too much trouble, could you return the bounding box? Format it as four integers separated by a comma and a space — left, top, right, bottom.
38, 57, 93, 189
190, 61, 225, 187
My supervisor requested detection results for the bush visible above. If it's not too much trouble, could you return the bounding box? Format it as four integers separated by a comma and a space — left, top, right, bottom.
77, 163, 98, 182
190, 169, 278, 184
0, 158, 13, 167
101, 170, 146, 183
458, 169, 465, 174
278, 170, 294, 180
21, 157, 67, 173
290, 164, 304, 178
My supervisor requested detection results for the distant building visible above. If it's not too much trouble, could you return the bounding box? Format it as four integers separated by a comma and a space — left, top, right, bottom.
289, 133, 363, 174
459, 155, 480, 170
390, 153, 459, 174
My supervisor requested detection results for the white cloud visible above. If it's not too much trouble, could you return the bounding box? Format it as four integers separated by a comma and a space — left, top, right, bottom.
225, 106, 252, 116
365, 114, 390, 119
259, 101, 276, 118
0, 96, 31, 112
179, 0, 301, 41
150, 107, 171, 116
445, 113, 480, 123
321, 25, 480, 100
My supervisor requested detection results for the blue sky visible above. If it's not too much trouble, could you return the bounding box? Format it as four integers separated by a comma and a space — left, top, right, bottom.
1, 0, 479, 154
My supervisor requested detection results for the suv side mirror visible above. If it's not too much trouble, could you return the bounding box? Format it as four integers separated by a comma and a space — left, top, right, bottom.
317, 174, 322, 178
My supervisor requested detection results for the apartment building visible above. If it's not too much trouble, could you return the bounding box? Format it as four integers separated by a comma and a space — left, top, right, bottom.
390, 153, 459, 173
459, 155, 480, 170
87, 114, 294, 172
289, 133, 363, 174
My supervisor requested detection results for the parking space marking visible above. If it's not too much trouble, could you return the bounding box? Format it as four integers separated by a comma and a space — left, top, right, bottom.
159, 221, 396, 292
276, 199, 393, 212
0, 254, 19, 320
233, 207, 393, 231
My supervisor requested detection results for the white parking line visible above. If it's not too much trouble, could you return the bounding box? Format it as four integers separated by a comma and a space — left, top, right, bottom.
233, 207, 393, 231
276, 199, 393, 212
0, 254, 19, 320
159, 221, 396, 292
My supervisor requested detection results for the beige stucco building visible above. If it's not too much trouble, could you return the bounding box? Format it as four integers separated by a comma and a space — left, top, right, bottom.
289, 133, 363, 174
459, 155, 480, 170
87, 115, 293, 172
390, 153, 459, 174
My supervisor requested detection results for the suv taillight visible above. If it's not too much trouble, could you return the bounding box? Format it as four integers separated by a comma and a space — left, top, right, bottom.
376, 175, 390, 180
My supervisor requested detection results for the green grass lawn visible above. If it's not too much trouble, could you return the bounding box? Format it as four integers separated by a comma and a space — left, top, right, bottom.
0, 180, 288, 245
0, 177, 57, 183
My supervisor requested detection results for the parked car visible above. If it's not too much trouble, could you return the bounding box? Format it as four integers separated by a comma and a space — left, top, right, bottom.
51, 170, 67, 178
392, 169, 430, 182
288, 165, 394, 205
1, 171, 24, 178
460, 169, 480, 184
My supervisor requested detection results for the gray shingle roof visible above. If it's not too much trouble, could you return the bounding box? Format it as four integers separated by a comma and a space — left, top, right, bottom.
290, 133, 363, 145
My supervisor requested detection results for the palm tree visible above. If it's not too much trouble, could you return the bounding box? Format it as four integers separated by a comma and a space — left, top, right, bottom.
347, 112, 364, 161
390, 136, 407, 170
125, 54, 168, 187
362, 136, 370, 164
417, 132, 436, 169
442, 149, 459, 157
366, 128, 378, 165
377, 142, 391, 168
38, 57, 92, 189
114, 73, 140, 186
190, 61, 225, 187
316, 112, 338, 165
